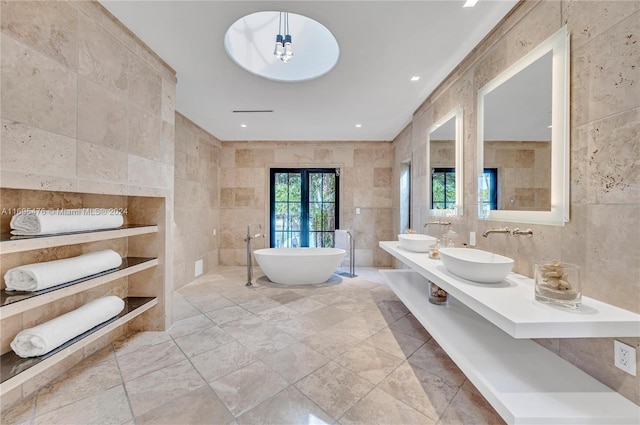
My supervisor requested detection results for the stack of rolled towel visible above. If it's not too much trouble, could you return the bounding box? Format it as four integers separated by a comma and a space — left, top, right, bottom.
10, 208, 124, 235
10, 296, 125, 358
4, 250, 123, 292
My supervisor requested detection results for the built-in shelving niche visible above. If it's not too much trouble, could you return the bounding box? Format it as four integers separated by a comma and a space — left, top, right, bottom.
0, 188, 166, 402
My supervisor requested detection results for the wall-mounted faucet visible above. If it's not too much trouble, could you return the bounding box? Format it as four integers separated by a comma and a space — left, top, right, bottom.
482, 227, 510, 237
424, 221, 451, 228
511, 228, 533, 237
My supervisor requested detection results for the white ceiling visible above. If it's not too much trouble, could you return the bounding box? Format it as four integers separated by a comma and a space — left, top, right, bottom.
100, 0, 518, 142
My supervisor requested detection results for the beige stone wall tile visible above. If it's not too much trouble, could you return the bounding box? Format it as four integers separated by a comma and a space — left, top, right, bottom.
1, 313, 23, 355
560, 337, 639, 406
1, 36, 77, 138
374, 168, 392, 188
563, 0, 640, 50
583, 107, 639, 205
571, 11, 640, 127
128, 105, 162, 160
22, 350, 84, 397
1, 120, 77, 177
78, 14, 128, 96
161, 79, 176, 125
77, 140, 127, 183
1, 0, 79, 69
128, 155, 171, 189
77, 77, 128, 151
129, 54, 161, 116
584, 204, 640, 312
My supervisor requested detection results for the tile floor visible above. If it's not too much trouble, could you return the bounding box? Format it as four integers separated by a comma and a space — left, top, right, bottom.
1, 267, 505, 425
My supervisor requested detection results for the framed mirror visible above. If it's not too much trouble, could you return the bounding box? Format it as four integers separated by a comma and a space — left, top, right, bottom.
427, 106, 463, 216
477, 26, 569, 226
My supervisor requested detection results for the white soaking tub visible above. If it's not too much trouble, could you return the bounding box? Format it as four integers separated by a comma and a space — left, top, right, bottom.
253, 248, 346, 285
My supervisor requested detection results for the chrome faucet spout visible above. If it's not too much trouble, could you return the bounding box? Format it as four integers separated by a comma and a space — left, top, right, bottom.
482, 227, 511, 237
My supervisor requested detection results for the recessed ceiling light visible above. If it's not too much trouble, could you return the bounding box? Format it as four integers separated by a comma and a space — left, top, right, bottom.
355, 124, 362, 128
240, 124, 247, 128
463, 0, 479, 7
410, 76, 420, 81
547, 125, 552, 129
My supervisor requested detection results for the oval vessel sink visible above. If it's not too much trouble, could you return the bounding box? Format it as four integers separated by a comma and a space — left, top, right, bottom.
439, 248, 514, 283
398, 234, 437, 253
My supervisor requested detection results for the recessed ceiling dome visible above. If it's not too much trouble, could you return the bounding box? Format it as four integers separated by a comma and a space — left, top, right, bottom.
224, 11, 340, 82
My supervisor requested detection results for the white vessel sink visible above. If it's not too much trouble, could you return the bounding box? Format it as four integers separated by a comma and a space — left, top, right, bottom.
398, 234, 437, 253
439, 248, 514, 283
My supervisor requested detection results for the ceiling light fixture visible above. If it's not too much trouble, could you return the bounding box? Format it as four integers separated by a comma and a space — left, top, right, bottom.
273, 12, 293, 63
240, 124, 247, 128
355, 124, 362, 128
410, 76, 420, 81
463, 0, 479, 7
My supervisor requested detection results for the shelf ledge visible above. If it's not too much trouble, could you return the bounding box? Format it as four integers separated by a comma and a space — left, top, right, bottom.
0, 225, 158, 254
0, 257, 158, 319
0, 296, 157, 392
380, 241, 640, 339
380, 269, 640, 424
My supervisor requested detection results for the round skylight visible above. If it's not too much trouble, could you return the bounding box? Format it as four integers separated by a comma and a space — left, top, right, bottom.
224, 11, 340, 82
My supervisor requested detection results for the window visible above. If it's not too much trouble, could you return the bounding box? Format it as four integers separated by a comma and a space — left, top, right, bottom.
431, 167, 456, 210
400, 161, 411, 232
270, 168, 339, 248
480, 168, 498, 210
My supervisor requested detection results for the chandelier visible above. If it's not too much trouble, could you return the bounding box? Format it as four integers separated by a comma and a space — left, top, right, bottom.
273, 12, 293, 63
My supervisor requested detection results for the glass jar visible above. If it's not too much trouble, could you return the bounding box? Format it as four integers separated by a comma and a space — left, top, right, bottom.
428, 281, 448, 305
428, 240, 441, 259
534, 261, 581, 308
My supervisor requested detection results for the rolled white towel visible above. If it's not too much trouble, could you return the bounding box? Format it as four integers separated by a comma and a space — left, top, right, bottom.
10, 208, 124, 235
11, 295, 125, 358
4, 250, 122, 292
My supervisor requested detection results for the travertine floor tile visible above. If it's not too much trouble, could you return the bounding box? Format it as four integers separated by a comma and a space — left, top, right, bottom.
1, 267, 504, 425
33, 385, 132, 425
301, 327, 363, 359
378, 361, 460, 421
210, 360, 289, 416
407, 340, 466, 387
339, 387, 435, 425
167, 314, 214, 339
205, 305, 253, 325
117, 339, 186, 381
262, 342, 331, 383
389, 314, 432, 342
35, 352, 121, 416
439, 380, 506, 424
363, 326, 425, 359
112, 330, 172, 357
191, 341, 258, 383
236, 386, 334, 425
172, 295, 200, 321
295, 361, 373, 419
173, 325, 235, 357
135, 386, 233, 425
334, 342, 404, 385
125, 359, 205, 417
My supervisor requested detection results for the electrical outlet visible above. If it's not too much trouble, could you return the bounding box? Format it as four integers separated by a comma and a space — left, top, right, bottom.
469, 231, 476, 246
614, 340, 637, 376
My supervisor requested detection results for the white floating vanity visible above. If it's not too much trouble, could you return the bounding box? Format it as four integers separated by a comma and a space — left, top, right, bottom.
379, 241, 640, 424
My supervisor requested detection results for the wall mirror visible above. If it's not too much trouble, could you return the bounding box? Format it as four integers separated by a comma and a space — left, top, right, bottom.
427, 106, 463, 217
477, 26, 569, 226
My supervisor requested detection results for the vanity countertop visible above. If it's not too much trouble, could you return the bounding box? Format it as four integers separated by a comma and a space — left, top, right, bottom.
380, 241, 640, 339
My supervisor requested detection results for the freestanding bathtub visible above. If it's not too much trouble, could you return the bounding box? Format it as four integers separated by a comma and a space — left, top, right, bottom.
253, 248, 346, 285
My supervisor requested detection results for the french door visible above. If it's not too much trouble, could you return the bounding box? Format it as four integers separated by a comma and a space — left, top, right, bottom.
270, 168, 339, 248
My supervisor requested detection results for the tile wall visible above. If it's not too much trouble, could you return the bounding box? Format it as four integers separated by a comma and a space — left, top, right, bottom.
0, 0, 176, 408
174, 113, 221, 290
219, 141, 394, 268
392, 0, 639, 404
